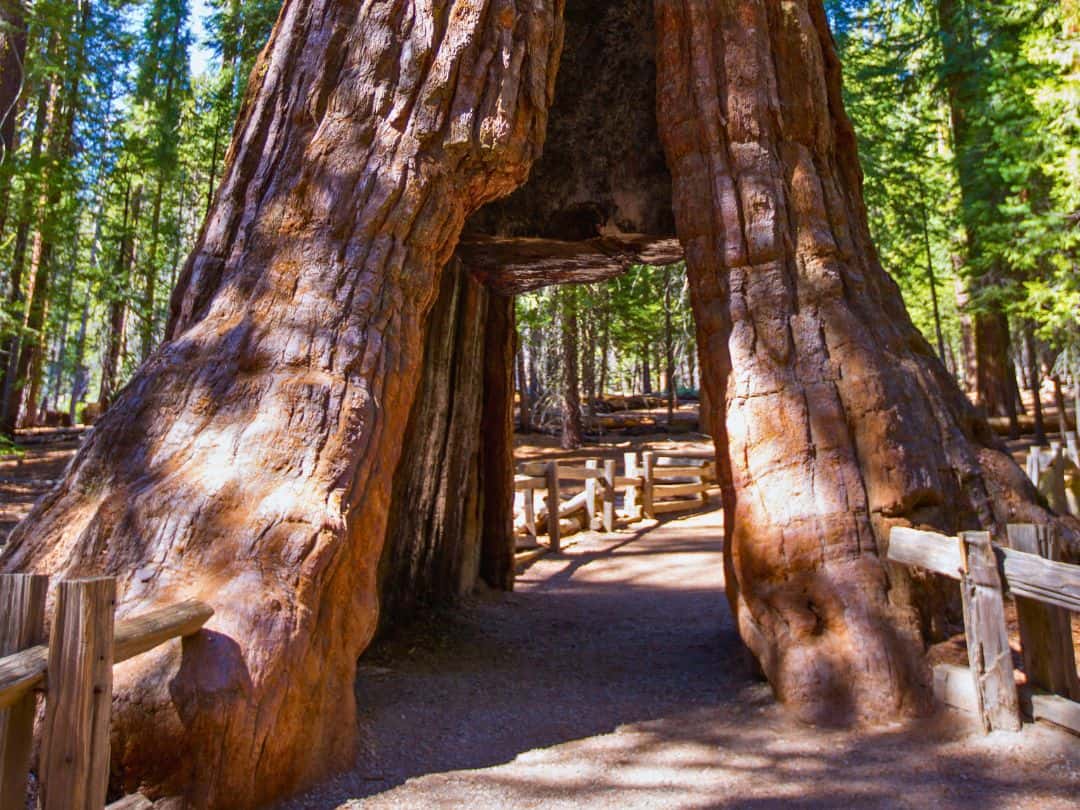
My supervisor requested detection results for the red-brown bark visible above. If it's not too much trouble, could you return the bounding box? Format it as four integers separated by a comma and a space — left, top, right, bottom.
655, 0, 1066, 724
0, 0, 26, 225
378, 260, 515, 627
1, 2, 564, 806
4, 1, 1072, 805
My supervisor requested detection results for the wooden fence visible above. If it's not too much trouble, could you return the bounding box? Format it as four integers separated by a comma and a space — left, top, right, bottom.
0, 574, 213, 810
888, 524, 1080, 736
515, 449, 717, 551
1026, 430, 1079, 516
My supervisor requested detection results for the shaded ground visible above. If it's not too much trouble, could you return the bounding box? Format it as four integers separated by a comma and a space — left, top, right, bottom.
274, 508, 1080, 810
0, 432, 83, 543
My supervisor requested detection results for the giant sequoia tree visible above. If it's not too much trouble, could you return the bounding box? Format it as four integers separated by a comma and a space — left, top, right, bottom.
0, 1, 1066, 808
657, 0, 1066, 721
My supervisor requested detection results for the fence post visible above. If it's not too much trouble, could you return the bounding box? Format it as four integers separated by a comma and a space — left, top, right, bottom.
1026, 447, 1041, 486
958, 531, 1021, 733
545, 462, 561, 552
1006, 524, 1080, 700
523, 484, 537, 545
602, 459, 616, 533
624, 452, 640, 520
0, 573, 49, 810
642, 451, 655, 519
40, 577, 116, 810
585, 459, 599, 530
1046, 444, 1069, 514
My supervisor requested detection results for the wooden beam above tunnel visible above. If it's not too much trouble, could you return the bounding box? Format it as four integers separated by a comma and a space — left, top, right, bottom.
459, 235, 684, 296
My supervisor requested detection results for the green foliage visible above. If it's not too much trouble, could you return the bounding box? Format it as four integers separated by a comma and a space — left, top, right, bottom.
827, 0, 1078, 367
0, 0, 276, 428
516, 263, 697, 414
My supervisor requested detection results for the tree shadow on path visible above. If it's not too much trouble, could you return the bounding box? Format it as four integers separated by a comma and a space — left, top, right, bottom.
272, 510, 1080, 809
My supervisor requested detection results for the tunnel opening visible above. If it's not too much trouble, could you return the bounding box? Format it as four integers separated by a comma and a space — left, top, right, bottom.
376, 0, 690, 632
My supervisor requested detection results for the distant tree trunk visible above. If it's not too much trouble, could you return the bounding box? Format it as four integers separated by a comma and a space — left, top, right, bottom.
0, 0, 27, 228
528, 322, 542, 411
43, 254, 75, 416
598, 297, 610, 396
937, 0, 1017, 431
141, 177, 166, 361
1052, 373, 1069, 439
919, 202, 947, 362
663, 266, 675, 422
581, 299, 596, 427
68, 203, 103, 420
975, 310, 1019, 436
641, 342, 652, 394
0, 55, 51, 433
69, 291, 90, 422
560, 286, 583, 449
98, 183, 141, 408
1025, 327, 1046, 446
1011, 349, 1026, 416
1, 3, 563, 807
954, 277, 976, 393
517, 332, 533, 433
656, 0, 1065, 725
10, 0, 88, 429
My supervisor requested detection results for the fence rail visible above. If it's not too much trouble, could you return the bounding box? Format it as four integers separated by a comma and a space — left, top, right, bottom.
888, 524, 1080, 736
515, 449, 718, 554
0, 574, 213, 810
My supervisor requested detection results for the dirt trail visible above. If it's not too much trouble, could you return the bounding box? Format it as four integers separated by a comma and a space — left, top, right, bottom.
275, 508, 1080, 810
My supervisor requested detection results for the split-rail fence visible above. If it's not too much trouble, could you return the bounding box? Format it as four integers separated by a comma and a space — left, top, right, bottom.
888, 524, 1080, 737
0, 573, 212, 810
514, 448, 718, 553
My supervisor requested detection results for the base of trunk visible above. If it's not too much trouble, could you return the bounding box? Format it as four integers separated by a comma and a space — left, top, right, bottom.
378, 261, 516, 628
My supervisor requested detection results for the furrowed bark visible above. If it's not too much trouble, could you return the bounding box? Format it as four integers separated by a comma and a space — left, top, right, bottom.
1, 2, 564, 806
0, 0, 27, 231
655, 0, 1069, 724
378, 259, 515, 625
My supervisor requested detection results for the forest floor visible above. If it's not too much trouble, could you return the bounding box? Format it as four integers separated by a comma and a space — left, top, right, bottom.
0, 430, 83, 543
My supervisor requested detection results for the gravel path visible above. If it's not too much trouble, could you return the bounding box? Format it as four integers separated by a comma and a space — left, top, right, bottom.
270, 509, 1079, 809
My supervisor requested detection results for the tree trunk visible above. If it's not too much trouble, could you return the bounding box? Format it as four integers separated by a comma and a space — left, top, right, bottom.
141, 177, 166, 361
663, 266, 675, 422
581, 298, 596, 424
598, 294, 610, 396
528, 321, 542, 422
937, 0, 1017, 430
516, 332, 533, 432
560, 286, 583, 448
655, 0, 1064, 725
1052, 373, 1069, 439
0, 58, 51, 433
1, 3, 563, 806
0, 0, 27, 228
1025, 326, 1046, 446
919, 202, 947, 363
98, 183, 142, 408
975, 309, 1019, 435
70, 205, 104, 421
9, 0, 88, 430
378, 260, 514, 627
954, 276, 976, 394
641, 341, 652, 394
479, 289, 517, 590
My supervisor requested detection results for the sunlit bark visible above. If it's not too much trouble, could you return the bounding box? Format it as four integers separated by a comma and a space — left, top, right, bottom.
2, 2, 564, 805
656, 0, 1067, 724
